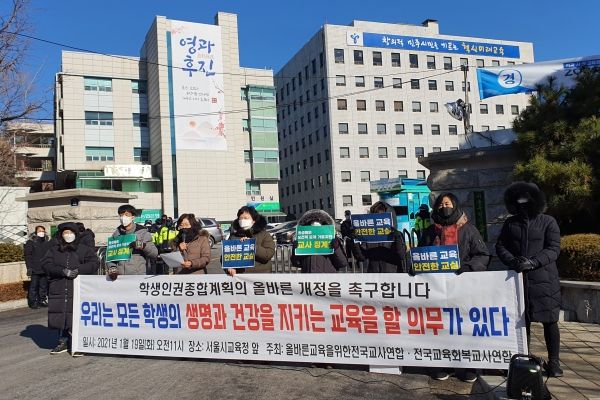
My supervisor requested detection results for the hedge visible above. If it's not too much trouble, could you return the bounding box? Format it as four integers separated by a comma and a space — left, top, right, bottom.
557, 234, 600, 281
0, 243, 24, 263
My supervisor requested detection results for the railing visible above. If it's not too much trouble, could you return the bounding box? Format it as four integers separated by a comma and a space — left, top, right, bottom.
96, 246, 108, 275
0, 225, 28, 245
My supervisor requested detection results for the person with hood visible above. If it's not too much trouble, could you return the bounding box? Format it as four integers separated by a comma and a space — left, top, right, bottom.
496, 182, 562, 377
414, 204, 432, 239
340, 210, 355, 260
291, 209, 348, 273
352, 201, 407, 273
107, 205, 158, 279
75, 222, 96, 248
24, 225, 52, 309
42, 222, 99, 355
226, 206, 275, 276
171, 213, 211, 274
418, 193, 490, 382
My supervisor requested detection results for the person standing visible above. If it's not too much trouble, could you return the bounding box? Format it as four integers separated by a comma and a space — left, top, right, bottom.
226, 206, 275, 276
24, 226, 52, 309
496, 182, 563, 377
413, 204, 432, 239
76, 222, 96, 248
43, 222, 99, 355
340, 210, 355, 260
172, 214, 211, 274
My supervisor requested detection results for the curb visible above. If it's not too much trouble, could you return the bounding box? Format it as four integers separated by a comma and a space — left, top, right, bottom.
477, 375, 508, 400
0, 299, 28, 312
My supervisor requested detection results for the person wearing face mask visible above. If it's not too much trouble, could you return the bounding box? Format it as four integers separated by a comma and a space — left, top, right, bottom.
226, 206, 275, 276
106, 205, 158, 279
42, 222, 99, 355
24, 226, 52, 309
496, 182, 563, 377
418, 193, 490, 383
171, 214, 211, 274
291, 209, 349, 273
340, 210, 356, 261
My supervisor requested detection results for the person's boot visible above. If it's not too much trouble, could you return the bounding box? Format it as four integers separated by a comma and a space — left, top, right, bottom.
38, 299, 48, 307
50, 338, 68, 355
29, 301, 40, 309
543, 359, 563, 377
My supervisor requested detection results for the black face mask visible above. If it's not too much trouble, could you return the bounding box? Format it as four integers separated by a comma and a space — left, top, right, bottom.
178, 228, 193, 242
439, 207, 454, 218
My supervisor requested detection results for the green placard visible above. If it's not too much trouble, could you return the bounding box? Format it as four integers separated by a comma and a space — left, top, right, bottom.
294, 225, 335, 256
473, 191, 488, 241
135, 209, 162, 224
106, 233, 137, 262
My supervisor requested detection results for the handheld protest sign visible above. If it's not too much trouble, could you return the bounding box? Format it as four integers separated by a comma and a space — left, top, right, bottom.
294, 225, 335, 256
106, 233, 137, 262
222, 238, 256, 269
351, 212, 394, 243
410, 245, 460, 274
135, 209, 162, 224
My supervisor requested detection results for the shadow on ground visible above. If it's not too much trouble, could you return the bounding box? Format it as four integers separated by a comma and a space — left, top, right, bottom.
20, 324, 56, 350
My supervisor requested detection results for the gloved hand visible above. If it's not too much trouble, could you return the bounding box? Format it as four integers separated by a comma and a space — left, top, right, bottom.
63, 268, 79, 279
108, 266, 119, 281
516, 257, 538, 273
407, 267, 416, 277
454, 267, 465, 275
26, 269, 32, 277
129, 240, 145, 250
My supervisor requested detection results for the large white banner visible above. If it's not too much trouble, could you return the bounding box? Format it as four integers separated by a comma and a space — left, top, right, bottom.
477, 55, 600, 99
170, 20, 226, 150
73, 272, 527, 368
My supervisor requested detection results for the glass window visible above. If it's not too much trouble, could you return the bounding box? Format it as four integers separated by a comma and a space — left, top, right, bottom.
243, 151, 251, 163
362, 195, 372, 206
416, 170, 426, 179
334, 48, 344, 63
85, 111, 113, 126
393, 78, 402, 88
343, 195, 353, 206
496, 104, 504, 114
358, 123, 368, 134
354, 50, 363, 64
376, 124, 386, 135
397, 147, 406, 158
245, 181, 261, 195
372, 51, 382, 66
476, 59, 485, 68
374, 77, 384, 88
445, 80, 454, 91
391, 53, 401, 67
395, 124, 405, 135
482, 125, 490, 131
480, 104, 489, 114
340, 147, 350, 158
443, 57, 452, 70
394, 101, 403, 112
356, 100, 366, 111
133, 147, 149, 162
415, 147, 424, 157
462, 81, 471, 92
337, 99, 347, 110
378, 147, 388, 158
497, 125, 506, 130
131, 80, 147, 94
409, 53, 419, 68
375, 100, 385, 111
511, 105, 520, 115
427, 55, 436, 69
84, 77, 112, 92
398, 170, 408, 178
360, 171, 370, 182
355, 76, 365, 87
379, 170, 389, 179
450, 146, 458, 150
430, 102, 439, 113
359, 147, 369, 158
414, 124, 423, 135
412, 101, 421, 112
460, 57, 468, 66
338, 123, 349, 134
341, 171, 351, 182
410, 79, 420, 89
492, 60, 500, 66
428, 80, 437, 90
449, 125, 458, 135
85, 146, 114, 161
132, 113, 148, 127
431, 124, 440, 135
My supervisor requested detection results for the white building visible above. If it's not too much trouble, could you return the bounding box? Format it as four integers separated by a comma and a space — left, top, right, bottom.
55, 12, 281, 221
275, 19, 534, 219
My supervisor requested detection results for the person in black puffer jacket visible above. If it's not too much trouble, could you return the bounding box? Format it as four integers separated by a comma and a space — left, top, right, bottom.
24, 226, 52, 309
43, 222, 99, 355
496, 182, 563, 377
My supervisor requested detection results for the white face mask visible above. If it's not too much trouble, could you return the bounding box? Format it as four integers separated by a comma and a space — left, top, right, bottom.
238, 219, 253, 229
516, 197, 529, 204
63, 233, 76, 243
120, 215, 133, 227
36, 232, 46, 238
311, 222, 322, 226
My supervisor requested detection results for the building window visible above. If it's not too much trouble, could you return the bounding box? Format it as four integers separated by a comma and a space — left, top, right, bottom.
476, 59, 485, 68
416, 170, 426, 179
374, 77, 384, 88
428, 80, 437, 90
338, 123, 349, 134
354, 50, 363, 65
412, 101, 421, 112
397, 147, 406, 158
427, 55, 436, 69
398, 170, 408, 178
375, 100, 385, 111
394, 101, 404, 112
414, 124, 423, 135
379, 170, 389, 179
482, 125, 490, 131
336, 75, 346, 86
378, 147, 388, 158
85, 111, 113, 126
343, 195, 353, 207
496, 104, 504, 114
480, 104, 489, 114
134, 147, 149, 162
409, 53, 419, 68
497, 125, 506, 130
337, 99, 347, 110
359, 147, 369, 158
244, 150, 251, 163
355, 76, 365, 87
85, 146, 114, 161
376, 124, 386, 135
391, 53, 401, 67
449, 125, 458, 135
462, 81, 472, 92
431, 124, 440, 135
132, 113, 148, 127
340, 147, 350, 158
334, 48, 344, 63
491, 60, 500, 67
395, 124, 405, 135
362, 195, 372, 206
358, 123, 368, 134
431, 147, 442, 153
443, 57, 452, 70
356, 99, 367, 111
360, 171, 370, 182
445, 80, 454, 91
84, 77, 112, 92
341, 171, 351, 182
325, 150, 329, 161
511, 105, 520, 115
245, 181, 261, 195
393, 78, 402, 88
410, 79, 420, 90
131, 80, 147, 94
415, 147, 424, 158
460, 58, 468, 66
429, 102, 439, 113
372, 51, 382, 66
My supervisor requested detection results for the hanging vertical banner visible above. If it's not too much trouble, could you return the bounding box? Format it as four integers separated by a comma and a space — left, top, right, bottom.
477, 55, 600, 99
170, 20, 226, 150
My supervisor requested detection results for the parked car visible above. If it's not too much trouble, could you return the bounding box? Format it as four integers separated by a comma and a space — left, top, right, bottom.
275, 226, 297, 244
197, 218, 224, 248
268, 220, 297, 239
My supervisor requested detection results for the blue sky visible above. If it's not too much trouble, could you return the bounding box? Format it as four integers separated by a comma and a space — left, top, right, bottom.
7, 0, 599, 118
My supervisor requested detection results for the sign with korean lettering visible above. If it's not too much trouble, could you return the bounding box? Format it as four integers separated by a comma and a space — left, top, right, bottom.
346, 31, 521, 58
135, 209, 162, 224
169, 20, 226, 151
222, 239, 256, 269
295, 225, 336, 256
106, 234, 137, 262
410, 245, 461, 274
72, 272, 527, 368
351, 213, 394, 243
